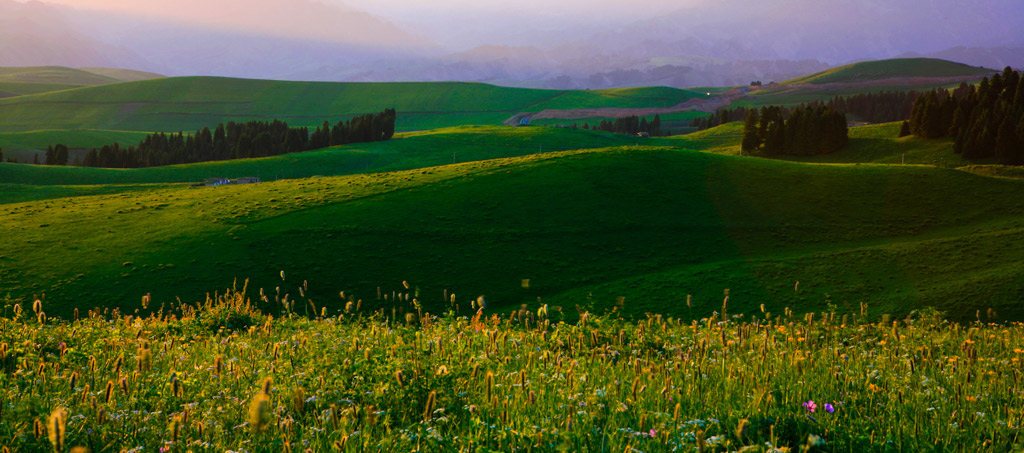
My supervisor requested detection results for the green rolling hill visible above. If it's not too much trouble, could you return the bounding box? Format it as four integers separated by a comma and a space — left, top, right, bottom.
0, 66, 124, 86
0, 66, 167, 100
2, 126, 1022, 323
784, 58, 995, 85
77, 67, 167, 83
0, 77, 701, 133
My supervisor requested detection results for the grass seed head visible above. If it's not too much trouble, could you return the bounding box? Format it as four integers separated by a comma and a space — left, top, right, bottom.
47, 408, 67, 453
249, 393, 272, 433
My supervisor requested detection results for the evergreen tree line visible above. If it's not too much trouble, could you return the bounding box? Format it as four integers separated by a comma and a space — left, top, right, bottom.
580, 115, 664, 136
741, 105, 848, 156
907, 67, 1024, 165
825, 90, 921, 124
690, 107, 753, 130
77, 109, 396, 169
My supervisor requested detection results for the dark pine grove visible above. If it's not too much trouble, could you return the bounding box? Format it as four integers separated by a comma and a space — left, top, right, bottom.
741, 105, 849, 156
909, 67, 1024, 165
73, 109, 397, 169
580, 115, 665, 136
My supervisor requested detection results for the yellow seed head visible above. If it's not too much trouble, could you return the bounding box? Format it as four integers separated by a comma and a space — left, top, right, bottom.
248, 393, 272, 433
47, 407, 67, 453
485, 371, 495, 401
292, 387, 306, 413
423, 390, 437, 420
333, 435, 349, 451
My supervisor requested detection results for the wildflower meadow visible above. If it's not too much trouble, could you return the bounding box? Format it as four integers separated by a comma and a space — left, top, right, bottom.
1, 280, 1022, 452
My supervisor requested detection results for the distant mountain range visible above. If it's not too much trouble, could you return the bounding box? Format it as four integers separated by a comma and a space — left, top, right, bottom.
0, 0, 1020, 88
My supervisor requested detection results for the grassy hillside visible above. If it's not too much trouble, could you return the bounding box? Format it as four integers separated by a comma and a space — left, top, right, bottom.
3, 141, 1023, 323
0, 66, 122, 85
0, 77, 701, 133
0, 67, 165, 99
78, 67, 166, 82
0, 126, 657, 186
0, 81, 82, 98
687, 121, 972, 167
784, 58, 994, 85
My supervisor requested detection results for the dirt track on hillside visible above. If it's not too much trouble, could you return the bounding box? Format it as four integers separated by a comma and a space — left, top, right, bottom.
503, 73, 995, 125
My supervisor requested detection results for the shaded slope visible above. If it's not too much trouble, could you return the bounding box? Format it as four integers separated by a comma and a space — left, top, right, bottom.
2, 145, 1022, 323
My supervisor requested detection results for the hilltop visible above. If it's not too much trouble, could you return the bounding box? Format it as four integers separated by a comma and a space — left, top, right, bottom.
2, 126, 1023, 322
0, 66, 164, 98
783, 58, 994, 85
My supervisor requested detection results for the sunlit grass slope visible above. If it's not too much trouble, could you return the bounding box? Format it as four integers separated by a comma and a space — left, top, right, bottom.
783, 58, 994, 85
3, 143, 1023, 322
0, 126, 658, 186
0, 77, 701, 133
0, 66, 122, 85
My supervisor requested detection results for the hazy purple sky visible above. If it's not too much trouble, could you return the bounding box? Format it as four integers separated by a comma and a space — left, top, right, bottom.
25, 0, 1024, 55
8, 0, 1023, 81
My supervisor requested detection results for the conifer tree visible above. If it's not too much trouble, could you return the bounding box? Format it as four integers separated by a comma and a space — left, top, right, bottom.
55, 144, 69, 165
741, 110, 760, 153
995, 117, 1017, 165
899, 121, 911, 137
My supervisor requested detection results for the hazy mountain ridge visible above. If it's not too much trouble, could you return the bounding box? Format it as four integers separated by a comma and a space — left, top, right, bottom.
0, 0, 1020, 87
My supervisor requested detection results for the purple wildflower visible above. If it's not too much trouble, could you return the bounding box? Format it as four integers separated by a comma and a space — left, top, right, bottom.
825, 403, 835, 413
803, 400, 817, 413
